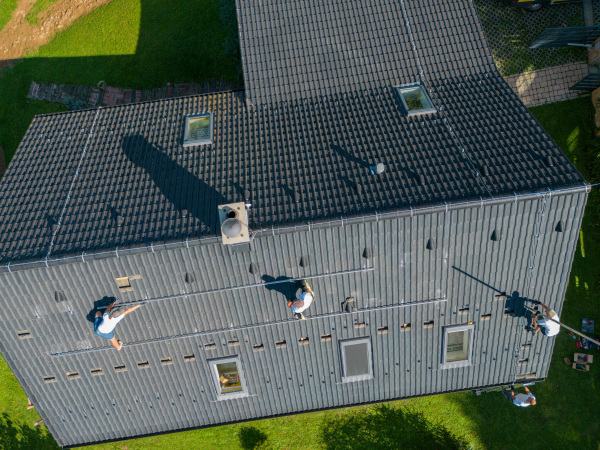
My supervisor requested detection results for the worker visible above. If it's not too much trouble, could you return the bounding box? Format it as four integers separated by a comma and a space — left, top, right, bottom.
94, 301, 142, 350
532, 303, 560, 337
505, 385, 536, 407
287, 279, 314, 320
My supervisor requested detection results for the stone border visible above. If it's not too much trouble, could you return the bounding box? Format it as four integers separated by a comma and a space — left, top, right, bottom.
503, 62, 589, 107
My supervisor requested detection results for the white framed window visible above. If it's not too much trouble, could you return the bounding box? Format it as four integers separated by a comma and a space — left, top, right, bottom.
183, 113, 213, 147
340, 337, 373, 383
208, 356, 248, 400
395, 83, 436, 116
441, 324, 474, 369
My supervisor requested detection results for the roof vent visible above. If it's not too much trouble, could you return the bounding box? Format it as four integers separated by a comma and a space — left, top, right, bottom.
244, 190, 251, 202
426, 238, 436, 250
300, 256, 309, 268
555, 220, 564, 232
416, 174, 424, 185
293, 191, 301, 203
355, 182, 363, 194
185, 272, 195, 284
181, 209, 189, 218
249, 262, 260, 275
491, 229, 501, 241
116, 215, 125, 227
481, 166, 489, 176
363, 247, 373, 259
218, 203, 250, 245
370, 163, 385, 175
545, 155, 553, 167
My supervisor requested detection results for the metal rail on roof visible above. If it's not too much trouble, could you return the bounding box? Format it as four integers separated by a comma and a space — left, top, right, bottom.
49, 296, 447, 357
110, 267, 375, 308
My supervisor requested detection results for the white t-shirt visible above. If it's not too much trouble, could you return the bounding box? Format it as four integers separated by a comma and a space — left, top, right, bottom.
538, 314, 560, 337
97, 311, 125, 334
513, 393, 535, 407
291, 292, 313, 313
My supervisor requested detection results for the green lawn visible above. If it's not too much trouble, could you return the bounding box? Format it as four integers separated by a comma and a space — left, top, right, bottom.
0, 0, 242, 163
0, 0, 599, 448
0, 0, 18, 32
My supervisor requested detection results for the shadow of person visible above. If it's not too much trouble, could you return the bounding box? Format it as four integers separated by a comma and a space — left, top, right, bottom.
505, 291, 531, 323
85, 296, 116, 324
121, 134, 227, 231
261, 275, 298, 301
237, 425, 268, 450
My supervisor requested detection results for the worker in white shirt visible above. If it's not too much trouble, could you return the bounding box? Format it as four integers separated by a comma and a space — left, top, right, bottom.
287, 280, 314, 320
532, 303, 560, 337
93, 301, 142, 350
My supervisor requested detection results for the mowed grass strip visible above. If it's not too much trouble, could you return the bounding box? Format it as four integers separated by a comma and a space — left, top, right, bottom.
0, 0, 19, 32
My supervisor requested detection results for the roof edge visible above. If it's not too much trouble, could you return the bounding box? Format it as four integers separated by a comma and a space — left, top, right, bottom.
0, 183, 589, 272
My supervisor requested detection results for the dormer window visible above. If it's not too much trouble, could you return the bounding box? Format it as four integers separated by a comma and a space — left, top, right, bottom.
183, 113, 213, 147
395, 84, 436, 116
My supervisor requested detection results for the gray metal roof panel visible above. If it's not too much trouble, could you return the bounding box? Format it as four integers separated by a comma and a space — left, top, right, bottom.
0, 191, 586, 446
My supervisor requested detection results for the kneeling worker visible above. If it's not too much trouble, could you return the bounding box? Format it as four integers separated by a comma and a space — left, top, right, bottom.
94, 301, 142, 350
288, 280, 314, 320
532, 303, 560, 337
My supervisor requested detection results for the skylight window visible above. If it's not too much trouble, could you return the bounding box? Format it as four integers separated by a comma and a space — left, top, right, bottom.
340, 337, 373, 383
441, 324, 474, 369
183, 113, 213, 147
396, 84, 436, 116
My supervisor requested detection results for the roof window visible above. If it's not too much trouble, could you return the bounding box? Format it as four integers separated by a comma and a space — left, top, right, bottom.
441, 324, 474, 369
340, 337, 373, 383
183, 113, 213, 147
209, 357, 248, 400
396, 84, 436, 116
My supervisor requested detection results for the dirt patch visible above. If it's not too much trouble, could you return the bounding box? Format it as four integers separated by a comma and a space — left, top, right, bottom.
0, 0, 113, 61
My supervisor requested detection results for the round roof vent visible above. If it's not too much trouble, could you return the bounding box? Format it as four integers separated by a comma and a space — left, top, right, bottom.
222, 218, 242, 238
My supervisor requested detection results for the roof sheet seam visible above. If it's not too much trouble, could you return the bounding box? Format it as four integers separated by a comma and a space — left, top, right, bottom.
46, 108, 102, 260
399, 0, 493, 199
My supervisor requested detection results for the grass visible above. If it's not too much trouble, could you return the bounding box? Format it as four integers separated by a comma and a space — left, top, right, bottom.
0, 0, 242, 163
473, 0, 587, 76
0, 0, 599, 448
0, 0, 18, 32
25, 0, 60, 24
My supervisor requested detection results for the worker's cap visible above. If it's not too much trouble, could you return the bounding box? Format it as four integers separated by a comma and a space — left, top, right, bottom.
291, 299, 304, 308
547, 309, 556, 318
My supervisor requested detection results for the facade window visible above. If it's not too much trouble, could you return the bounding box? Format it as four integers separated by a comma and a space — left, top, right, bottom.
442, 324, 474, 369
395, 84, 436, 116
340, 337, 373, 383
183, 113, 213, 147
209, 357, 248, 399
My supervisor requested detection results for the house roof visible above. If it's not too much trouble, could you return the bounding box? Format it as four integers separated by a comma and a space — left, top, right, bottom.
0, 76, 583, 264
0, 0, 585, 264
238, 0, 497, 105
